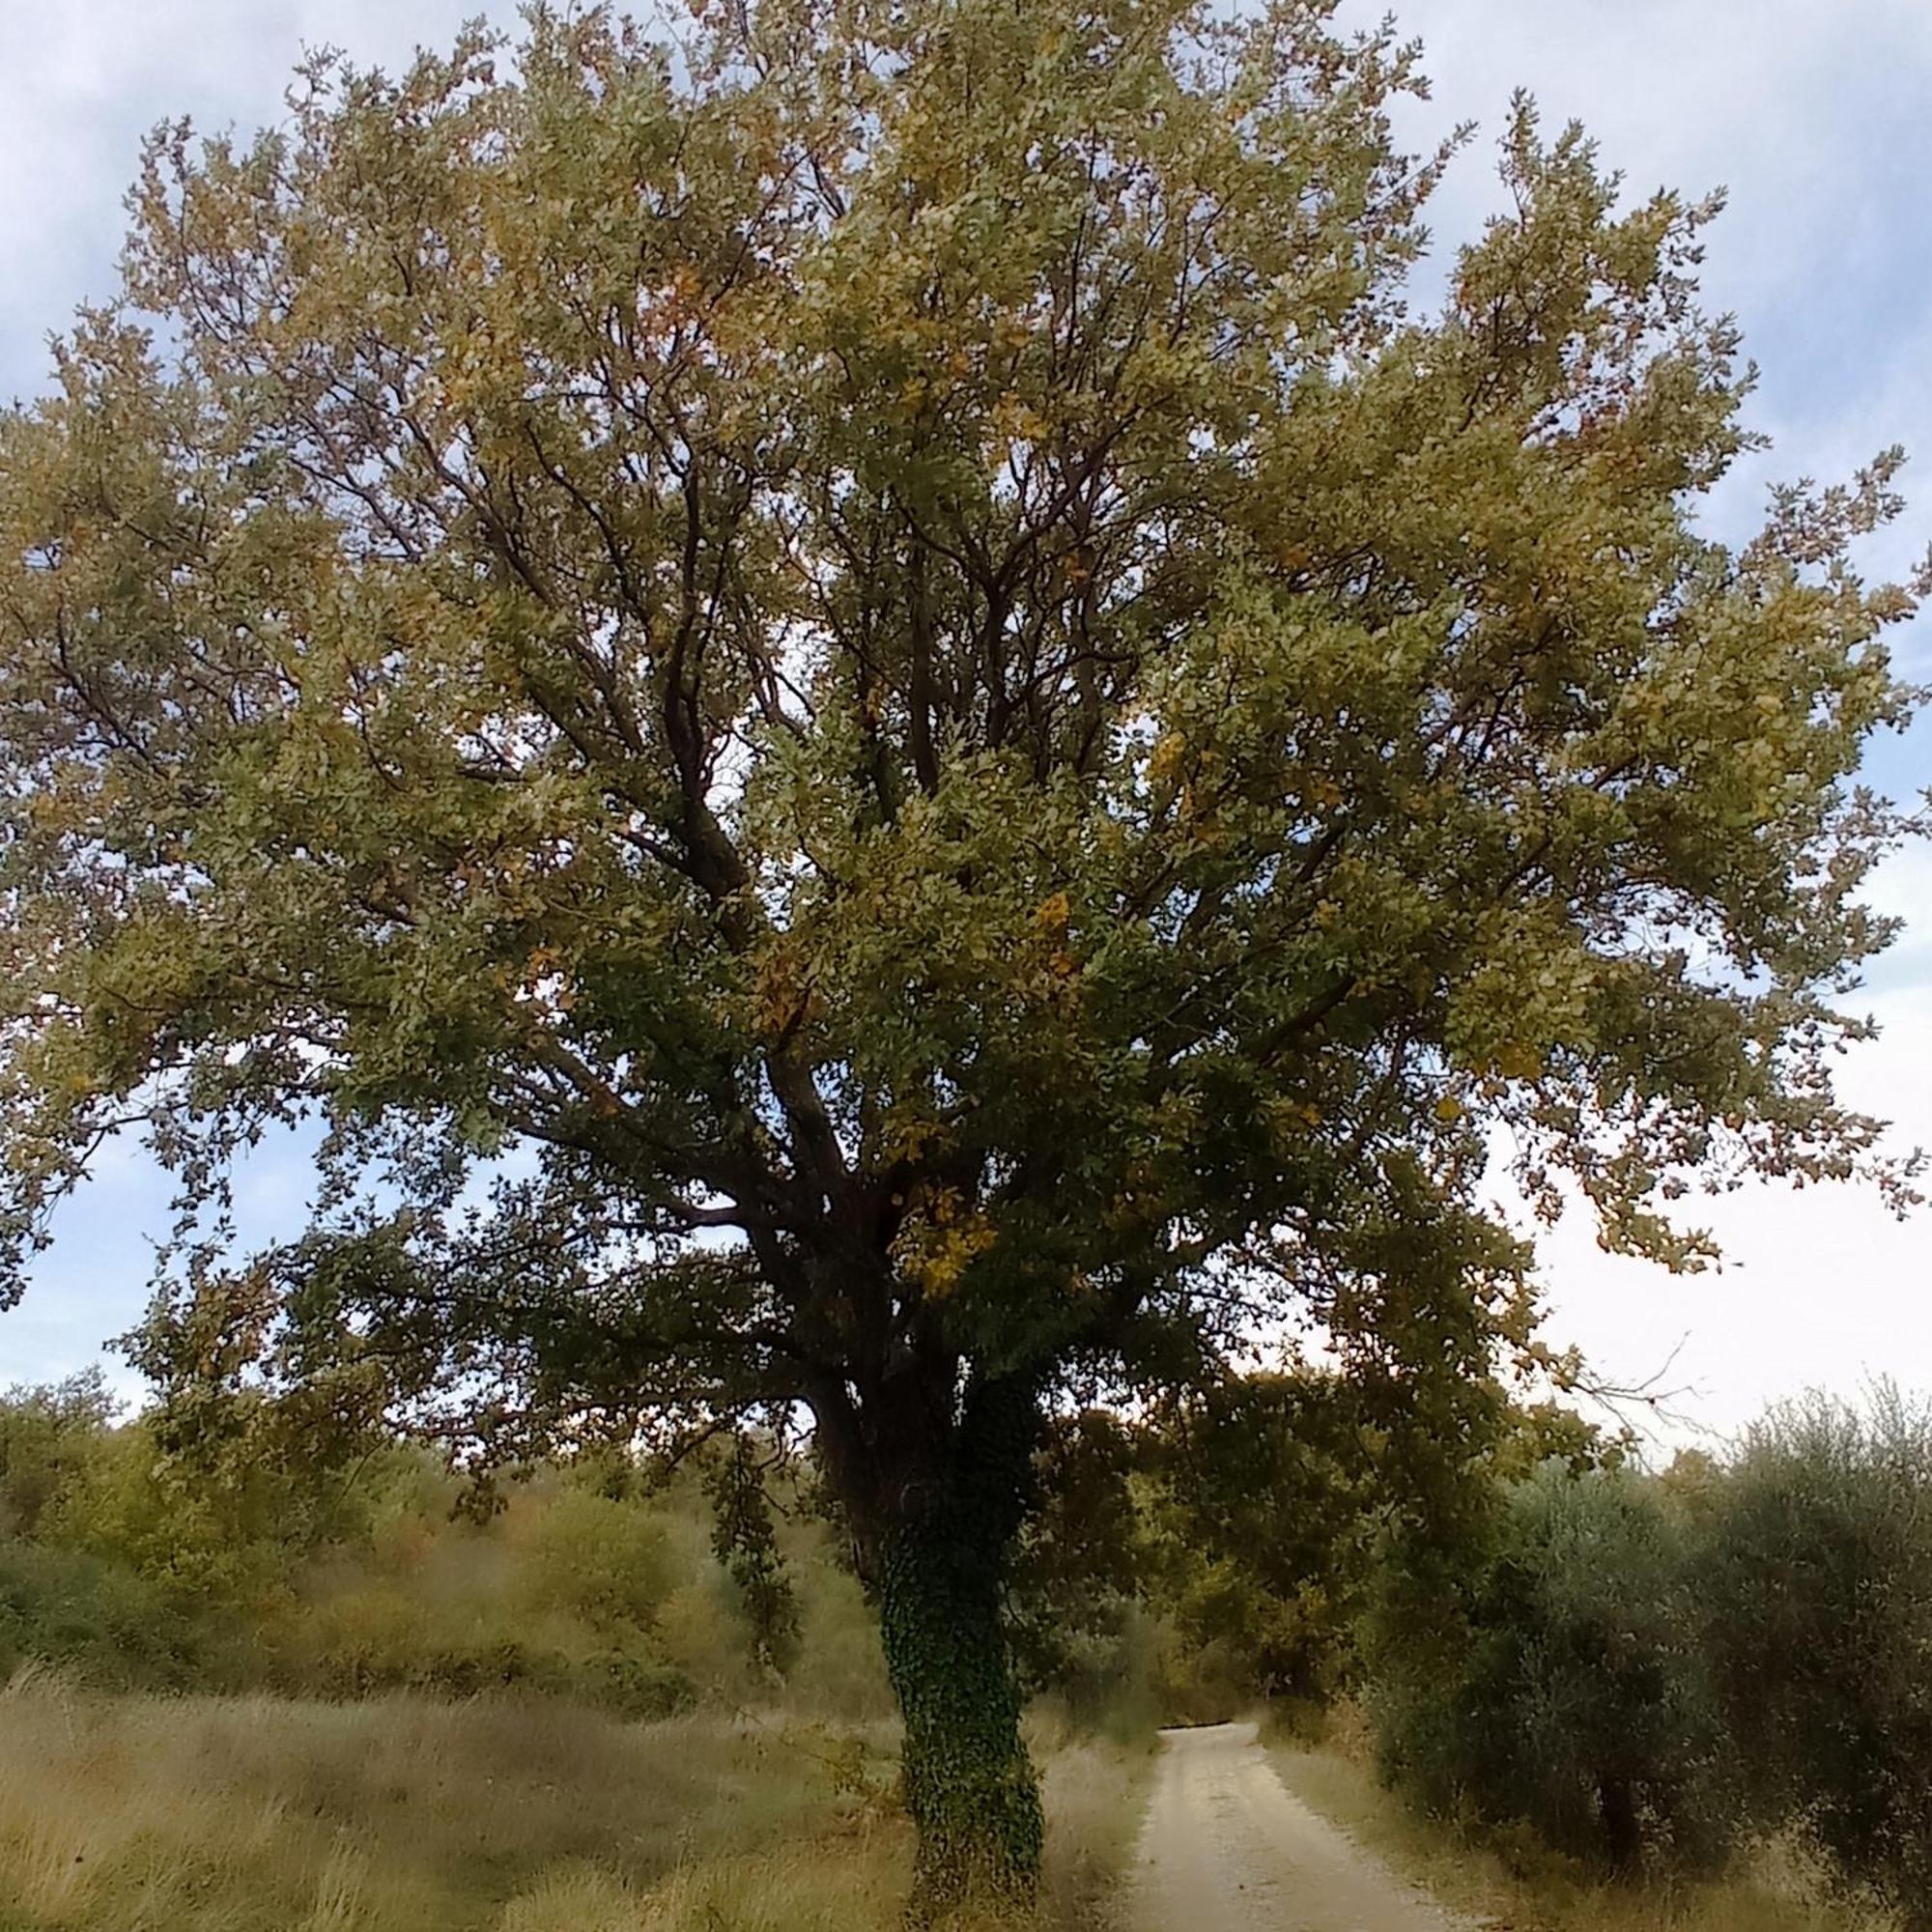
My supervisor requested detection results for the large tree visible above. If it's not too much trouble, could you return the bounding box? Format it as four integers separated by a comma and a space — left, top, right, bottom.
0, 0, 1919, 1906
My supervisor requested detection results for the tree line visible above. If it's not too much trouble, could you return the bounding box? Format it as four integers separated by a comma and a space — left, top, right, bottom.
1009, 1377, 1932, 1929
6, 1363, 1929, 1925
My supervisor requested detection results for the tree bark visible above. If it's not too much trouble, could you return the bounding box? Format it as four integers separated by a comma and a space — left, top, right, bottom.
877, 1369, 1044, 1919
1599, 1771, 1641, 1872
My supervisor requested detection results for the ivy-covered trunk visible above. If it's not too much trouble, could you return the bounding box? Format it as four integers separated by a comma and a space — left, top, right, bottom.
878, 1371, 1044, 1919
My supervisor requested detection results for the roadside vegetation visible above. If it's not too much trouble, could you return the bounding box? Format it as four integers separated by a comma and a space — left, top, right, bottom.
1360, 1392, 1932, 1931
1198, 1381, 1931, 1932
4, 1369, 1930, 1928
0, 1371, 1151, 1931
1267, 1724, 1895, 1932
0, 1671, 1144, 1931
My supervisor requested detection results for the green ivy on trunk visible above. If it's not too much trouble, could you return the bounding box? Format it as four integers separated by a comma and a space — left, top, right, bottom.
879, 1373, 1043, 1917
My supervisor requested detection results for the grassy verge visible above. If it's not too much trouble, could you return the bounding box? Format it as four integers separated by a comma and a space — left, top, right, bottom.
0, 1667, 1151, 1931
1262, 1718, 1891, 1932
1029, 1710, 1157, 1928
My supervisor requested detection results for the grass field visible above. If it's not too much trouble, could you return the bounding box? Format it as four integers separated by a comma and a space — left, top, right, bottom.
0, 1667, 1151, 1931
1264, 1719, 1892, 1932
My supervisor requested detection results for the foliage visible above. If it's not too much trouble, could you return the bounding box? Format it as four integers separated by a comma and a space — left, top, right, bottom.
1014, 1366, 1619, 1723
0, 1370, 119, 1539
0, 1539, 202, 1690
1269, 1730, 1892, 1932
1701, 1388, 1932, 1928
0, 0, 1920, 1891
0, 1380, 864, 1717
705, 1431, 804, 1679
1008, 1409, 1143, 1712
1143, 1372, 1391, 1703
123, 1266, 396, 1560
1138, 1351, 1622, 1714
1373, 1462, 1736, 1876
514, 1481, 677, 1634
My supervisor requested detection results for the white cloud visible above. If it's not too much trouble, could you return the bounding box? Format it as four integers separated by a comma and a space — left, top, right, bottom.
0, 0, 520, 398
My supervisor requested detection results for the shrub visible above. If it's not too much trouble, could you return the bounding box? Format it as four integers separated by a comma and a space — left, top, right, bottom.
1701, 1387, 1932, 1927
581, 1650, 699, 1719
0, 1539, 202, 1689
0, 1371, 118, 1538
1373, 1461, 1736, 1875
513, 1485, 677, 1637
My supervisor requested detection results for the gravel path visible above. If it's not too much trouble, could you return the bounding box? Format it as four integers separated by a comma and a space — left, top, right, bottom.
1123, 1721, 1476, 1931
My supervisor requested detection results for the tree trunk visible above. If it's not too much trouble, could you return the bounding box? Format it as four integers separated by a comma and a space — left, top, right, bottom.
1599, 1772, 1641, 1872
878, 1370, 1044, 1919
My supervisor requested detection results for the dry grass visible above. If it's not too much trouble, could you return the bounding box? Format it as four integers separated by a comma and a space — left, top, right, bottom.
0, 1666, 1150, 1932
1030, 1712, 1158, 1929
1263, 1719, 1895, 1932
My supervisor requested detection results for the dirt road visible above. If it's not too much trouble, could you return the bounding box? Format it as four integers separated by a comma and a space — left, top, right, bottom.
1124, 1722, 1474, 1931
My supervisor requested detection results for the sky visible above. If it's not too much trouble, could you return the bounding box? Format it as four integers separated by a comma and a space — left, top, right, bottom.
0, 0, 1926, 1446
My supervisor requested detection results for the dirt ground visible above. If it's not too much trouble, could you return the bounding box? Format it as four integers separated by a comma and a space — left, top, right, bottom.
1124, 1721, 1477, 1931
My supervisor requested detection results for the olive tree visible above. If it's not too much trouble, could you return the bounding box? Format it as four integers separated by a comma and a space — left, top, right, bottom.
1372, 1462, 1738, 1875
1703, 1390, 1932, 1925
0, 0, 1918, 1906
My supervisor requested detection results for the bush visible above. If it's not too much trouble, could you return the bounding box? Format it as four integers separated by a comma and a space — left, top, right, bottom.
0, 1382, 875, 1716
1373, 1462, 1736, 1876
1701, 1387, 1932, 1927
0, 1539, 203, 1689
513, 1484, 677, 1636
0, 1372, 118, 1538
581, 1650, 699, 1719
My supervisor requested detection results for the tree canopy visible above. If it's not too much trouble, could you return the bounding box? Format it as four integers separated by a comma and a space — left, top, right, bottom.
0, 0, 1920, 1902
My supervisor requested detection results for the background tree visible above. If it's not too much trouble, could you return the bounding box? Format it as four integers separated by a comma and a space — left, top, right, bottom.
0, 1370, 118, 1541
1135, 1360, 1625, 1719
1701, 1388, 1932, 1928
1130, 1373, 1377, 1721
1006, 1407, 1146, 1715
0, 0, 1919, 1906
1371, 1460, 1738, 1876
